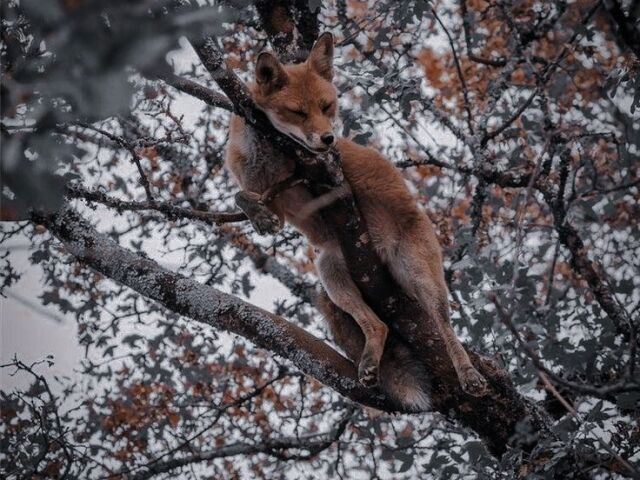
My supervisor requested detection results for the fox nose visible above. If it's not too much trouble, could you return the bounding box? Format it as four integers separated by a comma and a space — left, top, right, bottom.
321, 133, 335, 146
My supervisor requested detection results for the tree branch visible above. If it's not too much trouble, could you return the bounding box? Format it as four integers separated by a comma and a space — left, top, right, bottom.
158, 72, 234, 111
539, 181, 634, 335
488, 292, 639, 398
74, 123, 155, 202
128, 409, 353, 480
430, 5, 474, 133
219, 225, 316, 304
186, 6, 549, 456
66, 184, 248, 225
33, 205, 404, 413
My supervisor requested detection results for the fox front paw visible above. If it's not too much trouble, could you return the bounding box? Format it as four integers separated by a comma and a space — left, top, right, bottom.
235, 191, 282, 235
459, 366, 489, 397
358, 352, 380, 388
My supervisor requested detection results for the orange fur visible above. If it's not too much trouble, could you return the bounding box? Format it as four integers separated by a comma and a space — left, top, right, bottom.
226, 33, 489, 405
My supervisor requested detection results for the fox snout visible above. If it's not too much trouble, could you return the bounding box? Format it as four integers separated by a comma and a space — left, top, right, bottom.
321, 133, 335, 146
306, 131, 336, 152
260, 102, 338, 153
262, 113, 337, 152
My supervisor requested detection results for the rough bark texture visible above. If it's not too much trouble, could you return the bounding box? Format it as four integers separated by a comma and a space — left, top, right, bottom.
33, 206, 402, 412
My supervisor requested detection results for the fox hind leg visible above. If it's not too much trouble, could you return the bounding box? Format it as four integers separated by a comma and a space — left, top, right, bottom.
387, 228, 489, 397
315, 243, 388, 387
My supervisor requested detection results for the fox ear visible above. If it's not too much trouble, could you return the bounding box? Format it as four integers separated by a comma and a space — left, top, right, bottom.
308, 32, 334, 81
256, 52, 288, 94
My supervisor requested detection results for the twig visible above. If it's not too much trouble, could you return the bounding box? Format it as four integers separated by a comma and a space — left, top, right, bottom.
487, 292, 639, 397
538, 373, 640, 479
460, 0, 507, 67
74, 123, 154, 201
430, 6, 474, 133
67, 184, 247, 225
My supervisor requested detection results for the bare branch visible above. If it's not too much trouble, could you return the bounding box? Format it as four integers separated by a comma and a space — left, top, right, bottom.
157, 72, 234, 111
66, 184, 248, 225
128, 408, 353, 480
430, 6, 474, 133
74, 123, 155, 202
539, 180, 634, 336
460, 0, 508, 67
481, 86, 541, 146
488, 292, 639, 398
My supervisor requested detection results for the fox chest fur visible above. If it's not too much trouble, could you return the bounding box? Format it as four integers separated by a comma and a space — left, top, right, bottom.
227, 116, 297, 193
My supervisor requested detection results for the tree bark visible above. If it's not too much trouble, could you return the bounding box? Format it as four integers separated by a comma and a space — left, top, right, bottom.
33, 206, 402, 413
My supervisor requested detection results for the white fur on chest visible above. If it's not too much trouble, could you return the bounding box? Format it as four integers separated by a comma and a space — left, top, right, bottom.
231, 124, 257, 159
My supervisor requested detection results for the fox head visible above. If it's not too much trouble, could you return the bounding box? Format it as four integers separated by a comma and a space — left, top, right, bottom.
252, 32, 338, 153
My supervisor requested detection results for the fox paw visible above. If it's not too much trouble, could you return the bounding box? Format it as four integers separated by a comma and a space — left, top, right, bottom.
459, 366, 489, 397
235, 191, 282, 235
358, 353, 380, 388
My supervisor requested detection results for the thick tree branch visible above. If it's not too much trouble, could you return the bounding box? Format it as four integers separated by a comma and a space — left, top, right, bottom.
33, 205, 404, 413
158, 72, 234, 111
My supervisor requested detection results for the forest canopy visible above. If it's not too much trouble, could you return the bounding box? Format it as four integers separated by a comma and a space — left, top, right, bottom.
1, 0, 639, 478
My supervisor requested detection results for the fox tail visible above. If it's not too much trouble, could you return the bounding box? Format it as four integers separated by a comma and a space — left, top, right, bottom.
316, 291, 430, 412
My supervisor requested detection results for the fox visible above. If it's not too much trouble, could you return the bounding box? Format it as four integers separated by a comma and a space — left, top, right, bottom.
225, 32, 489, 410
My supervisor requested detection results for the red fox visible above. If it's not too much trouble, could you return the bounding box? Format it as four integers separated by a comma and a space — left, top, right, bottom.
226, 33, 488, 410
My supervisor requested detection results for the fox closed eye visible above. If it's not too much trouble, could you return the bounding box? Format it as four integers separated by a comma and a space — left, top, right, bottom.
287, 108, 307, 119
321, 102, 334, 114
